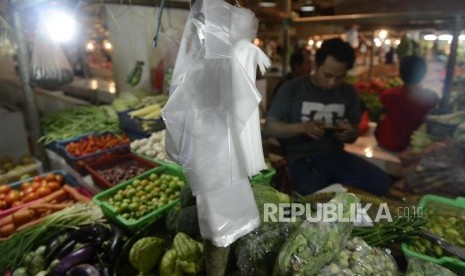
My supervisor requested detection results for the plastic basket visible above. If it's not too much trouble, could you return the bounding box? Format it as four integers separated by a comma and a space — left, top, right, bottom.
118, 111, 165, 137
57, 133, 130, 175
0, 170, 87, 218
426, 120, 457, 138
402, 195, 465, 274
86, 153, 160, 190
92, 166, 185, 232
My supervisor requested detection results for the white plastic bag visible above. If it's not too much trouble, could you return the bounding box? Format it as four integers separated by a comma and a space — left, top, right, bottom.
31, 14, 73, 90
162, 0, 271, 247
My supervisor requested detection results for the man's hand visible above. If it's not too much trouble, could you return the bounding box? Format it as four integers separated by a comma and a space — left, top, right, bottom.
334, 119, 358, 143
301, 120, 325, 140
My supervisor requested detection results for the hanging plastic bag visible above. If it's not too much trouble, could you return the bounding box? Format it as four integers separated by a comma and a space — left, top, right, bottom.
160, 12, 183, 94
0, 15, 17, 57
162, 0, 271, 247
31, 14, 74, 90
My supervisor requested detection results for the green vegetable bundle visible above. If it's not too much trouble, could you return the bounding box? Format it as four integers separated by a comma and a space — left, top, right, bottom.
274, 193, 360, 275
39, 105, 120, 145
235, 220, 300, 276
318, 237, 398, 275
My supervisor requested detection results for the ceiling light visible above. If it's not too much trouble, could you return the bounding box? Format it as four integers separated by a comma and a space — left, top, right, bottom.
423, 34, 437, 41
259, 1, 276, 8
438, 34, 452, 41
300, 6, 315, 12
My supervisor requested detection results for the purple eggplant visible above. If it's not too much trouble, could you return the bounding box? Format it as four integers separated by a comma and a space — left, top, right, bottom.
53, 245, 96, 275
68, 264, 100, 276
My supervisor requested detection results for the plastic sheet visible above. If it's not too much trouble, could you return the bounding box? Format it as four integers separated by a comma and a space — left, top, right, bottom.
162, 0, 270, 247
31, 14, 73, 90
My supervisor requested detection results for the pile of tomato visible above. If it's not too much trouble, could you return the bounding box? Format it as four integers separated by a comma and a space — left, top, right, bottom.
65, 133, 130, 158
0, 173, 65, 210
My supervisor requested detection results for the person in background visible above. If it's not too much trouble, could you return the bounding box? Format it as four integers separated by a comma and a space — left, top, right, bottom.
264, 38, 390, 196
376, 55, 439, 152
268, 47, 312, 110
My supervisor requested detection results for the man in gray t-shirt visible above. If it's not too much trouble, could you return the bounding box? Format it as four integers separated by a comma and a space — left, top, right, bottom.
264, 38, 389, 196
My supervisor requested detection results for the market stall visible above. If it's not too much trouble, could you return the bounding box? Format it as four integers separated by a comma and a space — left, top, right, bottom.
1, 0, 465, 275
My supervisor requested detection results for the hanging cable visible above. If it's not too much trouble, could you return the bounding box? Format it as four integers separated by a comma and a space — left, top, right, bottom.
153, 0, 165, 48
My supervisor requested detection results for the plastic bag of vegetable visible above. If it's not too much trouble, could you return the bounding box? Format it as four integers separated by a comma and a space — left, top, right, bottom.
235, 220, 301, 276
405, 256, 457, 276
31, 13, 74, 90
252, 183, 290, 222
274, 193, 360, 275
318, 237, 398, 275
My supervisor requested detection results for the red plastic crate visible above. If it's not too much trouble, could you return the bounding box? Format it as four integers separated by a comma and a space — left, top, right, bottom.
86, 153, 159, 189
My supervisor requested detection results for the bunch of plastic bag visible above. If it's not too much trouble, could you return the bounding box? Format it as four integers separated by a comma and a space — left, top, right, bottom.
0, 15, 16, 57
31, 14, 74, 90
162, 0, 271, 247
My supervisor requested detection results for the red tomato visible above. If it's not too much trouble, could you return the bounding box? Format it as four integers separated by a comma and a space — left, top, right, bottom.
5, 190, 21, 205
47, 181, 61, 191
36, 186, 52, 197
0, 200, 7, 210
21, 182, 33, 191
11, 200, 23, 207
33, 176, 43, 182
45, 174, 56, 182
31, 181, 41, 190
23, 192, 38, 203
55, 175, 64, 184
0, 184, 11, 195
23, 186, 36, 195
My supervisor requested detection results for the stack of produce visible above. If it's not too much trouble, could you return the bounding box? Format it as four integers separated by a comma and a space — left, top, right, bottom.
131, 130, 168, 161
0, 203, 106, 273
64, 133, 130, 158
39, 105, 120, 145
0, 154, 37, 182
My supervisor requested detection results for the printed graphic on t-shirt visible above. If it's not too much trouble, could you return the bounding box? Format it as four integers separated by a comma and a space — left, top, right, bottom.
301, 102, 345, 125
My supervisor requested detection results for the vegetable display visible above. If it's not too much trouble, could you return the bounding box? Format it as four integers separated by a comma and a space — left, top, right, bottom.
317, 237, 398, 275
0, 203, 105, 270
235, 221, 300, 276
105, 171, 185, 221
131, 130, 168, 161
0, 173, 72, 211
352, 215, 427, 247
129, 236, 167, 274
159, 232, 205, 276
274, 193, 360, 275
93, 159, 153, 187
65, 133, 130, 158
39, 105, 120, 145
405, 257, 457, 276
406, 205, 465, 259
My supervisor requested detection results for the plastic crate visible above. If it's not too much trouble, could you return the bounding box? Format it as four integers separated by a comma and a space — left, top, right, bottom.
0, 170, 88, 218
92, 166, 185, 232
57, 133, 130, 175
426, 120, 457, 138
402, 195, 465, 274
86, 153, 160, 190
118, 110, 165, 137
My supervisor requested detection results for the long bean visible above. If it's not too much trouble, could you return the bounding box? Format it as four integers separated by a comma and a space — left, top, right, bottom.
352, 216, 427, 247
